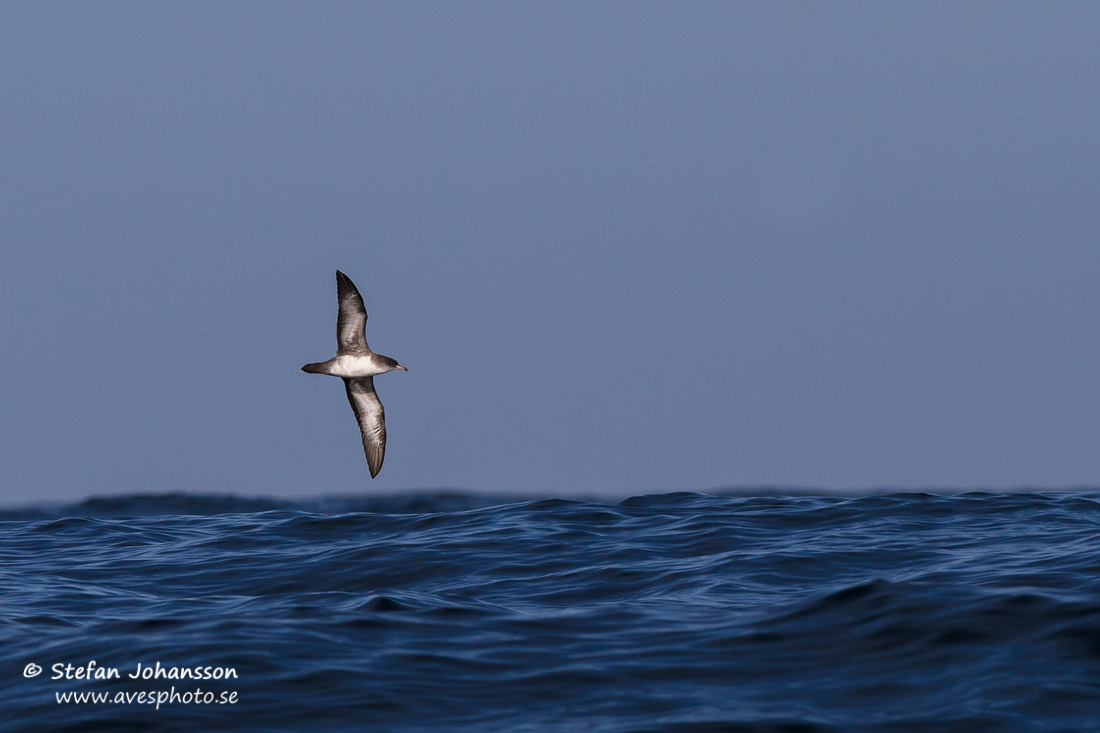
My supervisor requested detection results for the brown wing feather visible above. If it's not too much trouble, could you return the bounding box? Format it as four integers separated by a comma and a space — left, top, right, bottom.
343, 377, 386, 478
336, 270, 370, 354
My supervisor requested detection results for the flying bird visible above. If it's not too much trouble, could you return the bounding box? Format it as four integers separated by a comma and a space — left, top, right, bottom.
302, 271, 407, 477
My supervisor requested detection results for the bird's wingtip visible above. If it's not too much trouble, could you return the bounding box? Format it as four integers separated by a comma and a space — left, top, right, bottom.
336, 270, 360, 299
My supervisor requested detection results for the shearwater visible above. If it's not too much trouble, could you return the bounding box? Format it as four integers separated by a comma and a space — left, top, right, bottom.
302, 270, 407, 477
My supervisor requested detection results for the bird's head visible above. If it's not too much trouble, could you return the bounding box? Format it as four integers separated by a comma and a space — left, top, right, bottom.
381, 356, 407, 373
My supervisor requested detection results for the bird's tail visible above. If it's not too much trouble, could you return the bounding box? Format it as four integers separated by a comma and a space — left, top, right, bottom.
301, 362, 327, 374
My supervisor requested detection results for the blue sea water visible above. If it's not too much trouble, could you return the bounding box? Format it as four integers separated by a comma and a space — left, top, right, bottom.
1, 490, 1099, 732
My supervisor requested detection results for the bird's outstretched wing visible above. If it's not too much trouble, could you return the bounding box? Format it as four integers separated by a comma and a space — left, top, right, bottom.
344, 376, 386, 478
336, 270, 370, 354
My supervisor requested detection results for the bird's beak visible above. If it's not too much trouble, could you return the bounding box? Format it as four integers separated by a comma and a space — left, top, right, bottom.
396, 365, 408, 371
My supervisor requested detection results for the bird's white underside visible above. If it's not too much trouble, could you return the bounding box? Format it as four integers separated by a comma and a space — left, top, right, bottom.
325, 354, 391, 378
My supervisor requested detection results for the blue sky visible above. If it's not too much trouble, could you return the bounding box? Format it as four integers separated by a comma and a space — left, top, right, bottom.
2, 2, 1099, 503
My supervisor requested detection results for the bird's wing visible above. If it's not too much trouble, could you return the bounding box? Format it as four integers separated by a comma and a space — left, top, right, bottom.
336, 270, 370, 354
344, 376, 386, 478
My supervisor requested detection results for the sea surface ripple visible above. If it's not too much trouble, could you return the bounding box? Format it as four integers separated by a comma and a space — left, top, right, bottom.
1, 491, 1099, 732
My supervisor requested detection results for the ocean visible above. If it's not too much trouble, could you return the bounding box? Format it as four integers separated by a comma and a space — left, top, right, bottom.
1, 490, 1098, 732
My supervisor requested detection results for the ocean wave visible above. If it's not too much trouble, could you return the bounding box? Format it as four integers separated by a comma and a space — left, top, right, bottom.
0, 491, 1098, 731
